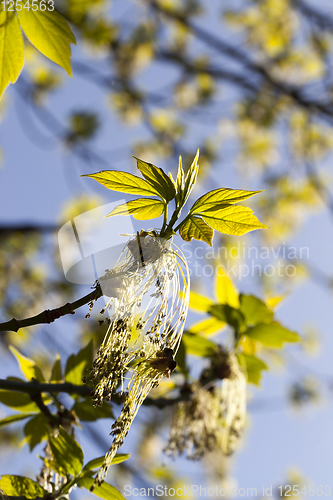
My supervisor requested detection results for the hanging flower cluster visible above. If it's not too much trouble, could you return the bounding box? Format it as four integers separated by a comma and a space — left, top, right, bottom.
165, 349, 247, 459
86, 231, 189, 484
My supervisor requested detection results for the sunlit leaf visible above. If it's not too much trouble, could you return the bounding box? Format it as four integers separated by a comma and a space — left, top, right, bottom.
238, 353, 268, 385
182, 331, 216, 357
9, 346, 45, 382
239, 294, 274, 326
81, 171, 161, 197
188, 316, 225, 337
245, 321, 300, 348
73, 398, 114, 421
266, 295, 285, 309
190, 188, 263, 214
0, 390, 39, 413
22, 413, 48, 451
215, 266, 239, 307
188, 292, 214, 312
16, 2, 76, 76
209, 304, 245, 331
175, 155, 185, 206
201, 205, 269, 236
83, 454, 130, 471
134, 157, 176, 202
78, 477, 126, 500
0, 413, 33, 428
49, 426, 84, 476
179, 215, 213, 245
106, 198, 164, 220
50, 354, 63, 383
65, 340, 93, 386
0, 11, 24, 98
183, 149, 200, 205
0, 475, 47, 499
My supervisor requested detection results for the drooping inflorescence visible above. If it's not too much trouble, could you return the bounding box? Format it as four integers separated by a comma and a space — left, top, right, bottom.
86, 231, 189, 484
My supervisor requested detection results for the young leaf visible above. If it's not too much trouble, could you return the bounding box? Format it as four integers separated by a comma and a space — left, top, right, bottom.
9, 346, 45, 382
183, 149, 200, 205
16, 2, 76, 76
238, 353, 268, 386
0, 475, 47, 499
188, 292, 214, 312
190, 188, 263, 214
215, 266, 240, 308
0, 413, 33, 428
77, 477, 126, 500
49, 426, 84, 476
65, 340, 93, 386
81, 170, 161, 197
82, 454, 130, 471
209, 304, 245, 331
188, 317, 225, 337
201, 205, 268, 236
245, 321, 300, 348
22, 413, 48, 451
179, 215, 213, 245
73, 398, 114, 421
134, 157, 176, 202
182, 331, 217, 357
239, 294, 274, 326
0, 390, 39, 413
0, 11, 24, 98
106, 198, 164, 220
50, 354, 63, 383
172, 155, 185, 206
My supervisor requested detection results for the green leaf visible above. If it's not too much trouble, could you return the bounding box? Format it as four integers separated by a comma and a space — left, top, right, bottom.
175, 155, 185, 206
183, 149, 200, 205
73, 398, 114, 422
188, 317, 225, 337
133, 157, 176, 202
81, 171, 161, 197
65, 340, 93, 386
83, 454, 130, 471
16, 2, 76, 76
188, 292, 214, 312
78, 477, 126, 500
201, 205, 269, 236
239, 294, 274, 326
22, 413, 48, 451
245, 321, 300, 348
0, 475, 47, 499
182, 331, 216, 357
179, 215, 213, 246
50, 354, 63, 383
238, 353, 268, 385
0, 11, 24, 98
106, 198, 164, 220
0, 390, 39, 413
0, 413, 33, 428
190, 188, 263, 214
49, 426, 84, 476
209, 304, 245, 331
9, 346, 45, 382
174, 339, 188, 376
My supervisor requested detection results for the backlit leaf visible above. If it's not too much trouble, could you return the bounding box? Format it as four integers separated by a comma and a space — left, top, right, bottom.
78, 477, 126, 500
179, 215, 213, 245
0, 413, 33, 428
81, 171, 161, 197
22, 413, 48, 451
134, 157, 176, 202
245, 321, 300, 348
9, 346, 45, 382
182, 331, 216, 357
238, 353, 268, 385
73, 398, 114, 421
201, 205, 269, 236
49, 426, 84, 476
175, 155, 185, 206
183, 149, 200, 205
83, 454, 130, 471
209, 304, 245, 331
16, 2, 76, 76
0, 390, 39, 413
215, 266, 239, 308
65, 340, 93, 386
189, 292, 214, 312
188, 316, 225, 336
0, 475, 47, 499
50, 354, 63, 383
190, 188, 263, 214
106, 198, 164, 220
0, 11, 24, 98
239, 294, 274, 326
